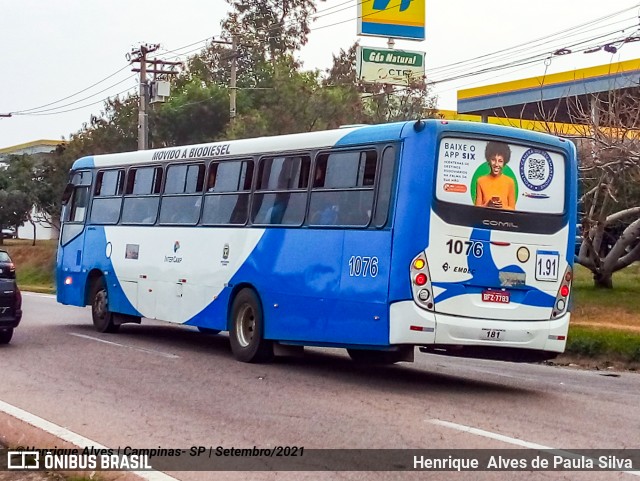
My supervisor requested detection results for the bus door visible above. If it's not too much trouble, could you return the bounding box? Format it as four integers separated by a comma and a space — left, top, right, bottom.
58, 171, 92, 305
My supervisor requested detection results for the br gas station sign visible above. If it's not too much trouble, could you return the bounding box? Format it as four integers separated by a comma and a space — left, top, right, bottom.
358, 0, 425, 41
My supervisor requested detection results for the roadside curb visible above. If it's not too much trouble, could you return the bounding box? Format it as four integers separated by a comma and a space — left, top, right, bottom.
0, 401, 179, 481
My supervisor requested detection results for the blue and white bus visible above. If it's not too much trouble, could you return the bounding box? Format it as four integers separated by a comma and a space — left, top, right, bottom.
57, 120, 577, 364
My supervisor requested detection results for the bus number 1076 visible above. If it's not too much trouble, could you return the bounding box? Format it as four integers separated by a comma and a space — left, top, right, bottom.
348, 256, 379, 277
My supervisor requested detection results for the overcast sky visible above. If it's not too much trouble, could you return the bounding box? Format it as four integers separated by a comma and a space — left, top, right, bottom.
2, 0, 640, 148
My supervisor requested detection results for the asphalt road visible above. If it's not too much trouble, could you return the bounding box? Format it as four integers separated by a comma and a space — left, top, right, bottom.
0, 292, 638, 481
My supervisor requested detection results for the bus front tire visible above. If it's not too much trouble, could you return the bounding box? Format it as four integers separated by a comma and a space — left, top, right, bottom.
0, 328, 13, 344
91, 279, 120, 334
229, 289, 273, 363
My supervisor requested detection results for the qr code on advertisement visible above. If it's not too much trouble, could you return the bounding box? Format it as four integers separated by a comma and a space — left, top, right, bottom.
527, 157, 546, 180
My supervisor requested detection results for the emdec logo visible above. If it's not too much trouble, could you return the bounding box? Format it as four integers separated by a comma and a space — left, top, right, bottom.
221, 243, 230, 267
165, 241, 183, 263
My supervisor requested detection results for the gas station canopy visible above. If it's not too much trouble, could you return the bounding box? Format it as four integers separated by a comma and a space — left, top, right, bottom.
457, 59, 640, 124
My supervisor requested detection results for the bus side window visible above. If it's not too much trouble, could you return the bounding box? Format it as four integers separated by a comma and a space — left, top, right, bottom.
308, 149, 377, 227
202, 160, 254, 225
373, 146, 396, 227
68, 186, 90, 223
122, 166, 162, 225
90, 169, 124, 225
252, 155, 310, 226
159, 163, 204, 225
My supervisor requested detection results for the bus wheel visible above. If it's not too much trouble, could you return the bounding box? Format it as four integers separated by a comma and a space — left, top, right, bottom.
229, 289, 273, 363
90, 278, 119, 333
197, 327, 221, 335
0, 328, 13, 344
347, 348, 409, 365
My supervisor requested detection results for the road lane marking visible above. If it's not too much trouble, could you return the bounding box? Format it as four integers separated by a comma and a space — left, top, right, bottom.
429, 419, 552, 449
0, 399, 180, 481
429, 419, 640, 477
70, 333, 180, 359
22, 292, 56, 299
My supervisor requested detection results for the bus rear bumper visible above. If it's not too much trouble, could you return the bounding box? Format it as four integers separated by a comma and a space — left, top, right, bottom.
389, 301, 570, 361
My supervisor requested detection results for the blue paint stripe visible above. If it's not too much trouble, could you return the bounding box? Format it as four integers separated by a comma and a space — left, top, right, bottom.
360, 22, 425, 41
72, 155, 95, 169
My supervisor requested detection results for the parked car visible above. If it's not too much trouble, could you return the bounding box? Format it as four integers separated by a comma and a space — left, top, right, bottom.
0, 249, 22, 344
1, 228, 17, 239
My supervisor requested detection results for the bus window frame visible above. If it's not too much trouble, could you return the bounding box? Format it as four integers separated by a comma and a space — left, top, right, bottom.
159, 162, 205, 226
121, 165, 164, 226
202, 158, 255, 227
307, 145, 389, 229
89, 168, 125, 225
251, 153, 311, 227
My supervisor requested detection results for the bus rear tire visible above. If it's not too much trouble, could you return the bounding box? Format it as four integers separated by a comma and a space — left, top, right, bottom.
229, 289, 273, 363
91, 278, 120, 334
0, 328, 13, 344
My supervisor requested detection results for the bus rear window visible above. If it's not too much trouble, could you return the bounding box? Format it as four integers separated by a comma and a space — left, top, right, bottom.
435, 138, 566, 215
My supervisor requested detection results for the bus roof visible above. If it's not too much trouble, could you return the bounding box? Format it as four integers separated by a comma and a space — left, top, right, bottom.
71, 119, 572, 171
72, 122, 410, 170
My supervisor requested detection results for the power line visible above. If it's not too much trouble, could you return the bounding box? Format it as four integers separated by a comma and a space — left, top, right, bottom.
13, 75, 138, 116
11, 64, 132, 114
17, 84, 138, 116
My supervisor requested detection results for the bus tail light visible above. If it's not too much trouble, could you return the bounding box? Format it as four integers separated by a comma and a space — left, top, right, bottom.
411, 252, 434, 311
551, 265, 572, 319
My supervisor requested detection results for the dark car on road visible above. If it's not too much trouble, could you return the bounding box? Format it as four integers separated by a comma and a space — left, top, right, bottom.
1, 228, 17, 239
0, 249, 22, 344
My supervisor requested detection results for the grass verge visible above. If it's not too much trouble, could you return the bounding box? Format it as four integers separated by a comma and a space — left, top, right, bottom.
1, 239, 56, 293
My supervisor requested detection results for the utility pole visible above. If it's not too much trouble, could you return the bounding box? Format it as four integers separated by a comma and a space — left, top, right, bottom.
128, 43, 160, 150
230, 37, 238, 124
128, 44, 181, 150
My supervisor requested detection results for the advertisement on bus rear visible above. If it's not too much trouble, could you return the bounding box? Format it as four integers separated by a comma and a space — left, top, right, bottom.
435, 137, 566, 214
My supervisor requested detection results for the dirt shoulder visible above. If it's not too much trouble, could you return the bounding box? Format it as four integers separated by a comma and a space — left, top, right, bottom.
546, 354, 640, 373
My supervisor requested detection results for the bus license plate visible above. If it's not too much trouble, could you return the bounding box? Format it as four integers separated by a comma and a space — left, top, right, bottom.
481, 291, 510, 304
481, 328, 505, 341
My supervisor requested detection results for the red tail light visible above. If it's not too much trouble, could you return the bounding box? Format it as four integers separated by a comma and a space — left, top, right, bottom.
560, 285, 570, 297
415, 273, 428, 286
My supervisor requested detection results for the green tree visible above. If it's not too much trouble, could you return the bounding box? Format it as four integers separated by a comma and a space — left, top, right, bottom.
151, 79, 230, 146
543, 88, 640, 288
1, 154, 40, 243
222, 0, 323, 63
224, 56, 367, 139
0, 189, 31, 246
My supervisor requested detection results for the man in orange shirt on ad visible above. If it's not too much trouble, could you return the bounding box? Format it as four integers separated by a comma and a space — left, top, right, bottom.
474, 141, 516, 210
